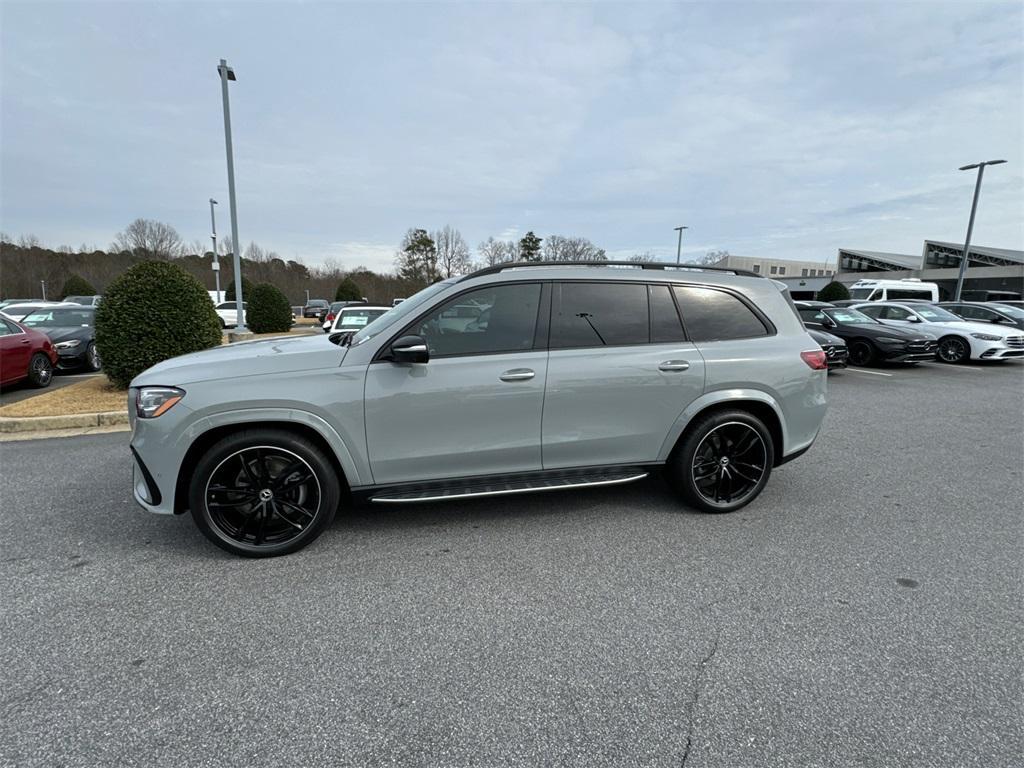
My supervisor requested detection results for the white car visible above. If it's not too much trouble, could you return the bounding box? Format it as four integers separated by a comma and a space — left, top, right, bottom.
853, 301, 1024, 363
214, 301, 246, 329
329, 304, 391, 336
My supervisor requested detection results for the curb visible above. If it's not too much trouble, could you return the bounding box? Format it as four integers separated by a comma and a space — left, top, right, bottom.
0, 411, 130, 434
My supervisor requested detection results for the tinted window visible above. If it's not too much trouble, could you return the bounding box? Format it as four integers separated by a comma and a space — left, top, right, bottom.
888, 289, 932, 301
551, 282, 648, 348
880, 306, 912, 320
858, 305, 884, 319
798, 308, 826, 325
673, 286, 768, 342
0, 319, 18, 335
412, 283, 541, 357
649, 284, 686, 342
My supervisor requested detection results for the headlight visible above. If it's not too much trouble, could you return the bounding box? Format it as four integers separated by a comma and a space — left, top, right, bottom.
54, 339, 81, 349
970, 333, 1002, 341
876, 336, 906, 344
136, 387, 185, 419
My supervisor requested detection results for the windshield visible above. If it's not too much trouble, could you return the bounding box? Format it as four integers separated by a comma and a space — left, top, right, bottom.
338, 308, 387, 328
849, 288, 874, 299
22, 308, 95, 327
993, 304, 1024, 319
826, 308, 876, 324
351, 281, 455, 345
914, 306, 962, 322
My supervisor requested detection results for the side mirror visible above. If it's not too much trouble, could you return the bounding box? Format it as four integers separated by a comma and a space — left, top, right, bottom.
821, 317, 836, 328
907, 315, 922, 323
328, 330, 352, 347
390, 335, 429, 363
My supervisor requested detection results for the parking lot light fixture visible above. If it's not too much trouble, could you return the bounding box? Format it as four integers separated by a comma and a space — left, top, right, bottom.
953, 159, 1007, 301
217, 58, 246, 331
209, 198, 221, 301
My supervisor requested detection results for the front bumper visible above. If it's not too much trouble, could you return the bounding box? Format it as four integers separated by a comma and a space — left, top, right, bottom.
881, 340, 938, 362
56, 348, 88, 369
980, 347, 1024, 359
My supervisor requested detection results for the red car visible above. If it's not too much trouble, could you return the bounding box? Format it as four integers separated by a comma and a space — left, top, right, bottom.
0, 314, 58, 388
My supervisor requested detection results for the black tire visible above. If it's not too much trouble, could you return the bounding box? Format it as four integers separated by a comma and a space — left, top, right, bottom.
85, 341, 102, 372
937, 335, 970, 364
848, 340, 877, 366
219, 317, 226, 329
188, 428, 340, 557
27, 353, 54, 388
667, 409, 775, 514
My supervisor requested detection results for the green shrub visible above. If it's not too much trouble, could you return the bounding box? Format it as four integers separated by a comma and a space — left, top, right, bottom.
95, 261, 222, 388
817, 280, 850, 302
246, 283, 293, 333
225, 276, 254, 302
335, 278, 362, 302
60, 273, 96, 298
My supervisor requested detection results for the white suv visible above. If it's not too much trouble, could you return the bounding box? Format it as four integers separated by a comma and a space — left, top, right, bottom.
853, 302, 1024, 362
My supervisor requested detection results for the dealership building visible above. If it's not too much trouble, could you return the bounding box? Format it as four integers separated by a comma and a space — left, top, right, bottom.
777, 240, 1024, 300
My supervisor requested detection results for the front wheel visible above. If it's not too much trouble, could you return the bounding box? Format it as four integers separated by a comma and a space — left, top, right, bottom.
937, 336, 970, 363
667, 409, 774, 514
188, 429, 340, 557
85, 341, 102, 371
848, 340, 877, 366
27, 353, 54, 388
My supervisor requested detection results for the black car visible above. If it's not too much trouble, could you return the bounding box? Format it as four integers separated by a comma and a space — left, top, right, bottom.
798, 306, 937, 366
19, 305, 101, 371
303, 299, 329, 318
937, 302, 1024, 331
806, 328, 848, 370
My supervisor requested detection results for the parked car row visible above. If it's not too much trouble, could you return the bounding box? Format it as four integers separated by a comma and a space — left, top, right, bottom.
797, 299, 1024, 366
0, 303, 102, 389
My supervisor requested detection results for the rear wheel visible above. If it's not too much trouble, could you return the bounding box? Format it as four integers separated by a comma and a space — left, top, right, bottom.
188, 429, 340, 557
27, 353, 53, 388
848, 340, 877, 366
667, 409, 774, 514
937, 336, 970, 363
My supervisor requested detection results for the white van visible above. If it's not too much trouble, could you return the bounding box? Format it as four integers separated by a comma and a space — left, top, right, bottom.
847, 278, 939, 302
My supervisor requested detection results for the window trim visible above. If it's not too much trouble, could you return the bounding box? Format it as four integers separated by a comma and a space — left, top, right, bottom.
372, 280, 547, 363
649, 282, 688, 344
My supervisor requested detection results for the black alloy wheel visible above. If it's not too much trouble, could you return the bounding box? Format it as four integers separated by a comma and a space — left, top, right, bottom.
937, 336, 970, 364
189, 429, 340, 557
27, 353, 54, 387
668, 409, 774, 514
848, 340, 876, 366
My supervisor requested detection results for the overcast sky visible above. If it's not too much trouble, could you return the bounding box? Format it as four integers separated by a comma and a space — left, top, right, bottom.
2, 1, 1021, 273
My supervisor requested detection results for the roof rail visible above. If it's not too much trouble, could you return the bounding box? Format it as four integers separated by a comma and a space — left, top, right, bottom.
459, 260, 763, 282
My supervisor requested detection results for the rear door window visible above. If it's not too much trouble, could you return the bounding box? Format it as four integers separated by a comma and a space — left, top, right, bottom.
551, 282, 649, 348
673, 286, 769, 342
649, 284, 686, 342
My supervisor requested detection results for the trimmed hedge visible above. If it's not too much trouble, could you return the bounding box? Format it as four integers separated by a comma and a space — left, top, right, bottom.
225, 276, 254, 302
95, 261, 222, 388
817, 280, 851, 302
335, 278, 362, 302
60, 273, 96, 298
246, 282, 293, 333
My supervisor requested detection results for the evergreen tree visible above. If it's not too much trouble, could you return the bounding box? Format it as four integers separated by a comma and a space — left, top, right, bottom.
519, 231, 542, 261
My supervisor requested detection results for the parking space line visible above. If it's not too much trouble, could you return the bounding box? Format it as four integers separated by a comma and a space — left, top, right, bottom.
847, 369, 894, 377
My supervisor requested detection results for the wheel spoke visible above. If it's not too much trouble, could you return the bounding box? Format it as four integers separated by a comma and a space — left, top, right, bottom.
239, 453, 259, 486
208, 497, 257, 510
254, 507, 268, 545
270, 501, 303, 530
277, 498, 316, 519
271, 460, 305, 488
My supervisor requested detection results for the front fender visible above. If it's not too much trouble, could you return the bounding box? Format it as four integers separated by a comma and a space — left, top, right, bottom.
194, 407, 368, 486
656, 388, 789, 461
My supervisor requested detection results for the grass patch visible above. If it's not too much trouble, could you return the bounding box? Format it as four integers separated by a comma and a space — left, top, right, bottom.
0, 377, 127, 418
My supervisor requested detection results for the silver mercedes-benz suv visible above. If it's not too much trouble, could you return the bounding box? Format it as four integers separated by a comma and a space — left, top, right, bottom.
129, 261, 828, 557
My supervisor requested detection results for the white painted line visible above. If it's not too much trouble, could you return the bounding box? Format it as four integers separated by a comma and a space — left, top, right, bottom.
848, 369, 894, 377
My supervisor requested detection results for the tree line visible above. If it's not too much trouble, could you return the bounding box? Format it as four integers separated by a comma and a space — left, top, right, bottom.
1, 218, 723, 304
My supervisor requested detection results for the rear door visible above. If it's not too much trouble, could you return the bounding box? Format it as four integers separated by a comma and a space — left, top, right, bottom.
541, 282, 705, 468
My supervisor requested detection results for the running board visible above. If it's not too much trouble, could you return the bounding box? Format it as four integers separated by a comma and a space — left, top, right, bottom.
369, 468, 648, 504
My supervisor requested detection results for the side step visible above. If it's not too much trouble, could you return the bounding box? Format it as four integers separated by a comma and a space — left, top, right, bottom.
370, 468, 649, 504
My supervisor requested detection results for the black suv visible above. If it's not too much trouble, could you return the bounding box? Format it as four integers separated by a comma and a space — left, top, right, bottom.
302, 299, 329, 319
796, 304, 937, 366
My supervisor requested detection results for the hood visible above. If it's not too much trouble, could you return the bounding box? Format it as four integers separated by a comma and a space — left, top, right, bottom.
43, 326, 94, 344
131, 333, 347, 387
807, 328, 844, 346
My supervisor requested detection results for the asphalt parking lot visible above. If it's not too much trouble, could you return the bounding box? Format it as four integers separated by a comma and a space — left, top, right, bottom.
1, 361, 1021, 767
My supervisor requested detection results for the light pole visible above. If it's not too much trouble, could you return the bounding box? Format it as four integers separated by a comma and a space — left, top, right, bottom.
209, 198, 221, 301
217, 58, 246, 332
953, 159, 1006, 301
674, 225, 688, 264
40, 280, 46, 301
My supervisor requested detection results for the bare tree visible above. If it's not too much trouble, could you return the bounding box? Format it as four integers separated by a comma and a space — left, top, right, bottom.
17, 234, 41, 248
111, 219, 184, 259
432, 225, 472, 277
543, 235, 606, 261
629, 250, 659, 262
688, 249, 729, 266
476, 237, 506, 267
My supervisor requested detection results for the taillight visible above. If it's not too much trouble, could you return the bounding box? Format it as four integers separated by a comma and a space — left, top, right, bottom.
801, 349, 828, 370
326, 313, 335, 322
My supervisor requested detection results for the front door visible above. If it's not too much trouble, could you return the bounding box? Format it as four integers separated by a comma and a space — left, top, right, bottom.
542, 282, 706, 468
364, 282, 547, 485
0, 319, 31, 385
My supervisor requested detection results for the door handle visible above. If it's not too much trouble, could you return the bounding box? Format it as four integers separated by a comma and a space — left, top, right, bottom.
20, 339, 31, 344
499, 368, 535, 382
658, 360, 690, 372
